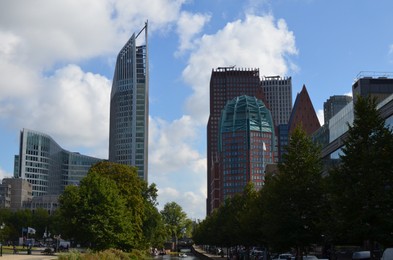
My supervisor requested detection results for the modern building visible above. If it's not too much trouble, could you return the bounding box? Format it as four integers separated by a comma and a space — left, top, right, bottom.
207, 67, 264, 214
109, 22, 149, 181
313, 74, 393, 173
218, 95, 274, 202
14, 128, 103, 197
324, 95, 353, 124
261, 76, 292, 126
352, 73, 393, 104
288, 85, 321, 136
277, 124, 289, 162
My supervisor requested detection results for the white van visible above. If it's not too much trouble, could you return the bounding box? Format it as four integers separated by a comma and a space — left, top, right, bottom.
381, 248, 393, 260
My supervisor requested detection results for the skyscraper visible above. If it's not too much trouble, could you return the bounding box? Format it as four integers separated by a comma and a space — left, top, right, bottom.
109, 23, 149, 181
261, 76, 292, 162
261, 76, 292, 126
323, 95, 352, 124
207, 67, 263, 214
219, 95, 274, 202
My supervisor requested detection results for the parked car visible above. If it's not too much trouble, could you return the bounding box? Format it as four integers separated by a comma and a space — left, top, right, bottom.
352, 251, 370, 260
290, 255, 328, 260
273, 253, 293, 260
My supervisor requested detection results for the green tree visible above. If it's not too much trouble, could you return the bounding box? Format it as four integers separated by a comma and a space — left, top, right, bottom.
328, 95, 393, 248
259, 126, 325, 254
160, 202, 192, 250
58, 161, 154, 251
60, 171, 134, 250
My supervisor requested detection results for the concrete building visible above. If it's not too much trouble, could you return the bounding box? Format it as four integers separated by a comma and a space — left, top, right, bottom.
23, 194, 59, 214
207, 67, 264, 214
218, 95, 274, 202
1, 178, 32, 211
109, 22, 149, 181
0, 181, 11, 208
261, 76, 292, 126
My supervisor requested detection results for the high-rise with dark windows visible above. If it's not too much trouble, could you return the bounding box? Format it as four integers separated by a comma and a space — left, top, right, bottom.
109, 23, 149, 181
207, 67, 263, 215
261, 76, 292, 126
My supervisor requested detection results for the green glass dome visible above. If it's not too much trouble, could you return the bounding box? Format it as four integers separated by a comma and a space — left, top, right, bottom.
219, 95, 274, 134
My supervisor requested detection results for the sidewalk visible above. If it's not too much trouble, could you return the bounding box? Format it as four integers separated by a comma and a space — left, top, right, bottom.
0, 253, 57, 259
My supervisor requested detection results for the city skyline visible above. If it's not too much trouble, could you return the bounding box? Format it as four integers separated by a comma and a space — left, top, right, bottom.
1, 0, 393, 220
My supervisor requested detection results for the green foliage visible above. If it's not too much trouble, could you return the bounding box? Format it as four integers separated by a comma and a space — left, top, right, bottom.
327, 95, 393, 246
58, 161, 166, 251
258, 126, 325, 252
193, 183, 261, 248
160, 202, 192, 243
58, 248, 150, 260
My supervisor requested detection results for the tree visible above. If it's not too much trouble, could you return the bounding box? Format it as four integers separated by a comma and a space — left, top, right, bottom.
60, 171, 134, 250
327, 95, 393, 248
58, 161, 151, 251
160, 202, 192, 250
259, 126, 325, 254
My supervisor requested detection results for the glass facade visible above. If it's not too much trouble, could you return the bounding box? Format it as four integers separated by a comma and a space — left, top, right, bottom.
15, 129, 103, 197
109, 23, 149, 181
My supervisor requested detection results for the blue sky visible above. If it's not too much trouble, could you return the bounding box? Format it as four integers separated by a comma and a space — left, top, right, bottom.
1, 0, 393, 220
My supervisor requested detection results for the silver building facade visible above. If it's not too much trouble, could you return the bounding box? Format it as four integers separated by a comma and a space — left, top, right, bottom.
109, 23, 149, 181
14, 128, 103, 197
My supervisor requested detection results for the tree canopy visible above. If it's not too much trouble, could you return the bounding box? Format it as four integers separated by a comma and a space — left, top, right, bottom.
58, 161, 163, 251
327, 95, 393, 247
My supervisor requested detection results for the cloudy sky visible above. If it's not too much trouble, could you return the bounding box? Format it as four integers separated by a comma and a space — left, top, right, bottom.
1, 0, 393, 220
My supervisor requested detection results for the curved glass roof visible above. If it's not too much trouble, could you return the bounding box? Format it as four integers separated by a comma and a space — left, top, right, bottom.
219, 95, 274, 133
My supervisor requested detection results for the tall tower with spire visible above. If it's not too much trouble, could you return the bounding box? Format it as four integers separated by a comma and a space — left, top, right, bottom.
109, 22, 149, 181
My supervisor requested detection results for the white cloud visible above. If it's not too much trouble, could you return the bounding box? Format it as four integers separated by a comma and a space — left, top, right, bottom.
182, 14, 298, 124
175, 11, 211, 56
149, 115, 206, 219
157, 187, 207, 220
0, 167, 12, 180
0, 0, 190, 159
0, 64, 111, 159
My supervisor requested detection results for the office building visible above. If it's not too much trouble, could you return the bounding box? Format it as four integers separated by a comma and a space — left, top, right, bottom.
319, 75, 393, 161
261, 76, 292, 126
218, 95, 274, 202
109, 22, 149, 181
14, 128, 103, 197
352, 74, 393, 104
207, 67, 263, 214
324, 95, 352, 124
